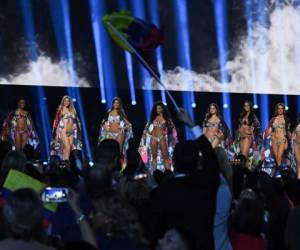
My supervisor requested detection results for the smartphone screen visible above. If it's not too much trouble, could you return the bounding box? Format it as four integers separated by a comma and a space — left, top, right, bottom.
41, 187, 69, 203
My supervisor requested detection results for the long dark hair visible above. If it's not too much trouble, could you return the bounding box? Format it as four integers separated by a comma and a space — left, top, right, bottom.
149, 101, 173, 135
149, 101, 171, 123
239, 100, 255, 125
103, 97, 128, 122
204, 103, 222, 121
273, 102, 290, 133
274, 102, 289, 122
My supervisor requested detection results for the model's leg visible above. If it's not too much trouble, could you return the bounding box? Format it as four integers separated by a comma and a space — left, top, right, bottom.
159, 137, 170, 170
15, 132, 22, 150
116, 133, 125, 154
61, 131, 71, 160
150, 137, 158, 171
21, 132, 29, 149
271, 140, 279, 176
240, 137, 252, 160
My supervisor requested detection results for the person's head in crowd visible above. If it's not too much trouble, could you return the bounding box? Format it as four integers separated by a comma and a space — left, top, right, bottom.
95, 139, 121, 171
25, 163, 43, 181
235, 154, 247, 168
91, 190, 147, 244
0, 140, 12, 161
257, 172, 285, 208
48, 155, 61, 170
69, 149, 83, 174
156, 227, 195, 250
85, 162, 113, 198
45, 159, 72, 187
0, 150, 27, 186
23, 144, 35, 162
153, 169, 165, 185
125, 146, 146, 175
2, 188, 44, 240
119, 174, 151, 203
230, 188, 264, 236
173, 140, 199, 174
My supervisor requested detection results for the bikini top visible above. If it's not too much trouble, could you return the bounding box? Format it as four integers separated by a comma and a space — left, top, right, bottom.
14, 112, 28, 120
241, 118, 251, 126
205, 120, 221, 129
108, 114, 120, 123
272, 122, 285, 130
62, 113, 74, 120
153, 119, 167, 129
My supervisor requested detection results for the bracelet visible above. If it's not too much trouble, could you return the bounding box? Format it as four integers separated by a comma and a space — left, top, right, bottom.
76, 213, 85, 224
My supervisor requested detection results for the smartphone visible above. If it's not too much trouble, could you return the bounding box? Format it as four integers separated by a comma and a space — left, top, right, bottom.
133, 173, 147, 180
41, 187, 69, 203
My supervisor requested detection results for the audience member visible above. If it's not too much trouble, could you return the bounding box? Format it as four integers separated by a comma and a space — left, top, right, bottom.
0, 188, 55, 250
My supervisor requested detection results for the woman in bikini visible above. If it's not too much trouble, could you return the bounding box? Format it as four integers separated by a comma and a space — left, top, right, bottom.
51, 96, 82, 160
203, 103, 230, 149
0, 97, 39, 150
139, 101, 177, 172
235, 100, 262, 161
265, 103, 290, 169
98, 97, 132, 156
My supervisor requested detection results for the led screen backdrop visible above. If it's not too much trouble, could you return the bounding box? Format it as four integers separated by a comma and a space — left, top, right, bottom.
0, 1, 299, 95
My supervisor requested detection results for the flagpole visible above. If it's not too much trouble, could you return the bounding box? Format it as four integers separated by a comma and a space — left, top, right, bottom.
106, 21, 180, 111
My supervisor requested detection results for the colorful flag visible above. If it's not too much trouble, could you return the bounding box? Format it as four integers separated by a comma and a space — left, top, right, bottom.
102, 11, 163, 76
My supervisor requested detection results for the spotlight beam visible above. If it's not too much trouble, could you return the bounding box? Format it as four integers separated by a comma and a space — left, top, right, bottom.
19, 0, 52, 159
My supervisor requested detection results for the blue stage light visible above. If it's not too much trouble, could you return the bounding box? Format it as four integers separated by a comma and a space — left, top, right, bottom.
89, 0, 117, 106
117, 1, 137, 106
130, 0, 154, 120
148, 0, 167, 104
48, 0, 93, 162
213, 0, 232, 131
256, 0, 269, 130
244, 0, 259, 109
283, 95, 288, 109
259, 94, 269, 131
19, 0, 52, 159
173, 0, 195, 139
124, 51, 137, 106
